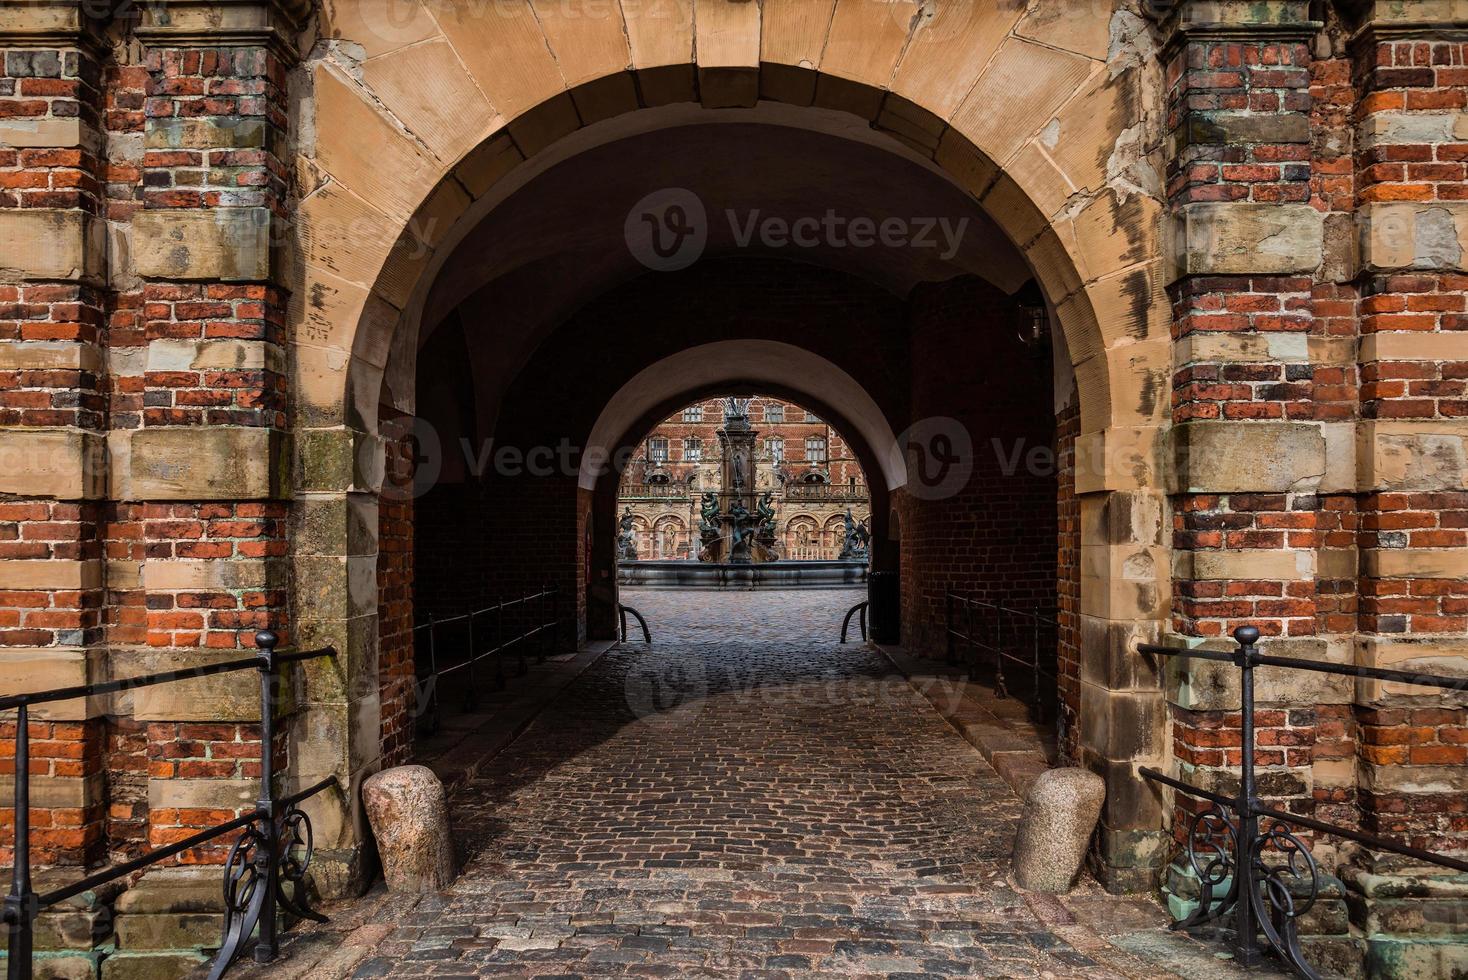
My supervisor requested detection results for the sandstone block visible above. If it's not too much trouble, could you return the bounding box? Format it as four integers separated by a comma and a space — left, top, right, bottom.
115, 867, 224, 915
1358, 420, 1468, 493
1170, 420, 1326, 494
131, 208, 274, 282
1359, 201, 1468, 274
1166, 202, 1323, 282
98, 950, 208, 980
362, 765, 456, 892
0, 559, 101, 591
0, 648, 106, 720
145, 339, 282, 373
114, 649, 266, 722
109, 427, 286, 501
0, 210, 106, 283
1011, 768, 1106, 894
0, 428, 105, 500
113, 913, 222, 950
0, 341, 103, 372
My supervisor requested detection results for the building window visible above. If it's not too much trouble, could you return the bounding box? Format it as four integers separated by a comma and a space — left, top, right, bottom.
682, 405, 703, 422
765, 403, 784, 423
648, 437, 669, 464
684, 437, 701, 461
766, 437, 784, 463
806, 436, 827, 463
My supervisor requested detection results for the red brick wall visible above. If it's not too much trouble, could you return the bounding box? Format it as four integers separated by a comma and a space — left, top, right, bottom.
378, 404, 416, 767
1055, 403, 1080, 758
899, 276, 1059, 660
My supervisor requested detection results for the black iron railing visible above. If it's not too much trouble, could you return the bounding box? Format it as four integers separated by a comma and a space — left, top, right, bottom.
619, 604, 652, 644
944, 593, 1058, 724
415, 586, 564, 734
1139, 627, 1468, 980
840, 600, 868, 643
1, 631, 337, 980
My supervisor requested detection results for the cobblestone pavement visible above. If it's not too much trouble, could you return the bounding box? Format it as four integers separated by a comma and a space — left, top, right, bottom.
233, 588, 1278, 980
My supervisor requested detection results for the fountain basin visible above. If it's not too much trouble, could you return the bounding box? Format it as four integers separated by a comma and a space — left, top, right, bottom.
617, 559, 869, 590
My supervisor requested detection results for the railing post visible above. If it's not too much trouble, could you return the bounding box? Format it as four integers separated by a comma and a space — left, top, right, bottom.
517, 593, 530, 676
537, 586, 550, 664
493, 601, 506, 690
4, 702, 35, 980
424, 613, 441, 734
253, 630, 280, 964
992, 603, 1008, 698
965, 600, 978, 682
1031, 612, 1044, 725
945, 593, 955, 664
1232, 624, 1265, 966
463, 612, 479, 713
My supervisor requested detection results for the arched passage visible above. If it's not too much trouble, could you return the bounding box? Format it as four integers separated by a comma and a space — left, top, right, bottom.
580, 341, 906, 492
289, 13, 1173, 894
586, 374, 894, 635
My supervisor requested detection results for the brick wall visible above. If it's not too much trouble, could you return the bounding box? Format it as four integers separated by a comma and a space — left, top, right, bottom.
1349, 29, 1468, 874
899, 276, 1059, 663
1055, 403, 1080, 759
378, 403, 416, 768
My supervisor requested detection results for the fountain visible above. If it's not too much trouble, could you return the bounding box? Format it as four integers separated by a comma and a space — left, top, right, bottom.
618, 397, 867, 590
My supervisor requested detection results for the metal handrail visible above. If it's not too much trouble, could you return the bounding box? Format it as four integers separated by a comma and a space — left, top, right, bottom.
1, 632, 338, 980
944, 592, 1058, 723
840, 600, 868, 643
414, 586, 563, 728
1139, 628, 1468, 979
618, 604, 652, 644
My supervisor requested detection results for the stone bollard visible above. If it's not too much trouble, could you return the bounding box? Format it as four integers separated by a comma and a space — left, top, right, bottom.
1011, 767, 1105, 894
362, 765, 457, 892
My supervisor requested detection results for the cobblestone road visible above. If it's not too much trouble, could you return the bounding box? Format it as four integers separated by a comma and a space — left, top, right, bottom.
238, 589, 1270, 980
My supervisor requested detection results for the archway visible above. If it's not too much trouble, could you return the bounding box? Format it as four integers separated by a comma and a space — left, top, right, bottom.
291, 13, 1172, 893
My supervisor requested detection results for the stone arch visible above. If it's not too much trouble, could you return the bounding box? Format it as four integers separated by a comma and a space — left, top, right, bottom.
651, 514, 687, 560
288, 4, 1174, 889
580, 341, 906, 491
785, 515, 821, 561
295, 3, 1170, 452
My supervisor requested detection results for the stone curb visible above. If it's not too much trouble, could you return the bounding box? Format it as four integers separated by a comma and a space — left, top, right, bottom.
874, 642, 1058, 799
415, 641, 618, 792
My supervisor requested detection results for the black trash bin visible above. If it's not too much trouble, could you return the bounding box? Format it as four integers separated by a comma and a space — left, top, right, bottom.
868, 570, 899, 645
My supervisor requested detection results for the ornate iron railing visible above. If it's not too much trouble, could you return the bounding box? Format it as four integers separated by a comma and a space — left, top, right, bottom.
414, 586, 564, 734
840, 600, 869, 644
944, 593, 1059, 724
1, 631, 337, 980
1139, 627, 1468, 979
619, 604, 652, 644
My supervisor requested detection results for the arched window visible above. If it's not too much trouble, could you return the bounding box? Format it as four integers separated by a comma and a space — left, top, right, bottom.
805, 436, 827, 463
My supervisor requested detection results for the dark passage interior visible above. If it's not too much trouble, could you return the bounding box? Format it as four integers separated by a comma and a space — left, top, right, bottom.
375, 118, 1075, 764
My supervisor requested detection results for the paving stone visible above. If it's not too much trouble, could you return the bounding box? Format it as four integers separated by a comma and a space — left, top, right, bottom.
215, 590, 1287, 980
